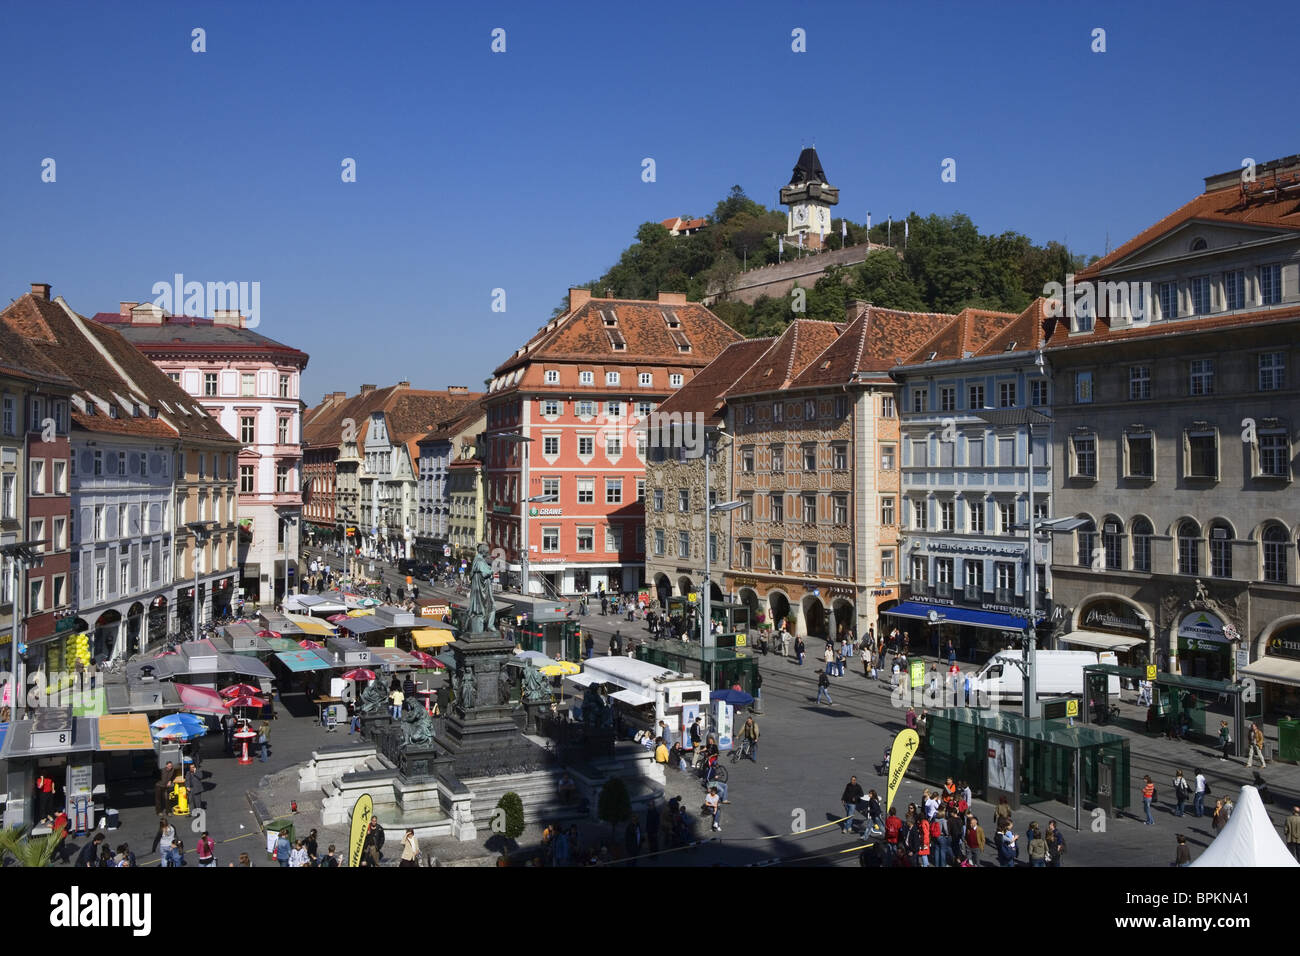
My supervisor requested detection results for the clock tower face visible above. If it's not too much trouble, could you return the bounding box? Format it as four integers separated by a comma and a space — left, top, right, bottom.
793, 205, 809, 226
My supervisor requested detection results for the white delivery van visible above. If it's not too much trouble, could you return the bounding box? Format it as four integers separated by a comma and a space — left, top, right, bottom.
565, 656, 710, 736
972, 649, 1119, 703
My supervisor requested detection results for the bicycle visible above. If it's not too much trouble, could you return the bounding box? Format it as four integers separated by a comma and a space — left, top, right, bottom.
701, 753, 728, 787
730, 738, 754, 763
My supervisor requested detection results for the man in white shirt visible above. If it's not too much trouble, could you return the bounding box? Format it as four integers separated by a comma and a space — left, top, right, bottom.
1193, 769, 1207, 818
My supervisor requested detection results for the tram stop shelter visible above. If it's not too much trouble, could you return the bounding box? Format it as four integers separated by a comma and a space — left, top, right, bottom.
1081, 663, 1248, 758
635, 638, 758, 693
920, 708, 1131, 829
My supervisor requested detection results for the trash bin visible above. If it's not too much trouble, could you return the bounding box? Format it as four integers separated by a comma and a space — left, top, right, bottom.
265, 818, 295, 858
105, 809, 120, 830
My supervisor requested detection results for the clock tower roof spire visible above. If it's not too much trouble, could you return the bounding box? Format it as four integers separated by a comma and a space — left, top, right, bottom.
789, 146, 828, 186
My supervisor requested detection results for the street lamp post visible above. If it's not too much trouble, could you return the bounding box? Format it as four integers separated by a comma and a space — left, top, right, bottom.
701, 424, 742, 648
186, 521, 216, 640
2, 540, 45, 721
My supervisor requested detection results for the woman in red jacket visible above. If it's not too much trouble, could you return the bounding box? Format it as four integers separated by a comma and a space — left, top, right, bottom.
917, 813, 932, 866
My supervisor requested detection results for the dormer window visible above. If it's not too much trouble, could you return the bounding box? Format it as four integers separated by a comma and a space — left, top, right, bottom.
639, 372, 653, 387
579, 371, 594, 385
544, 370, 559, 384
607, 329, 626, 350
606, 371, 620, 386
600, 309, 618, 327
928, 351, 938, 361
661, 309, 681, 328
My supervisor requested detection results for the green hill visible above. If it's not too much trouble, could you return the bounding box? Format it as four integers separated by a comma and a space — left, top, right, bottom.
563, 185, 1091, 335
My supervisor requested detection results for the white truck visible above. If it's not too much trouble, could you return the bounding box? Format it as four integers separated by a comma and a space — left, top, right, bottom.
972, 649, 1119, 703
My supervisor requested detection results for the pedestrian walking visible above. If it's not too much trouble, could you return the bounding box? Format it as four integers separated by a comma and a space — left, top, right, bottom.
257, 721, 270, 762
823, 643, 834, 675
1194, 768, 1208, 817
997, 820, 1018, 867
795, 635, 805, 665
1246, 721, 1267, 768
1284, 806, 1300, 862
816, 670, 833, 705
840, 776, 864, 833
195, 830, 215, 867
1027, 823, 1047, 867
965, 816, 986, 867
399, 829, 420, 867
1172, 769, 1190, 816
1174, 834, 1192, 866
1217, 720, 1232, 761
1141, 775, 1156, 825
185, 763, 204, 812
861, 641, 872, 678
1211, 799, 1226, 835
274, 828, 291, 866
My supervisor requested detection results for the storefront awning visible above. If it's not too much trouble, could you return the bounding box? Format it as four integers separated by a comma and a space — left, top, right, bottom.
1239, 657, 1300, 689
283, 614, 338, 637
339, 616, 389, 636
1058, 630, 1144, 652
412, 628, 456, 649
275, 649, 335, 673
882, 601, 1040, 633
564, 673, 598, 689
610, 688, 654, 708
96, 714, 154, 751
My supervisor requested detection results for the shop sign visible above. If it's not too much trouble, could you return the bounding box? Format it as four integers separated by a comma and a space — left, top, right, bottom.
871, 588, 897, 598
929, 542, 1024, 558
528, 507, 562, 516
1177, 610, 1228, 643
1181, 637, 1228, 654
981, 601, 1029, 615
732, 577, 758, 588
1080, 598, 1147, 635
1266, 623, 1300, 660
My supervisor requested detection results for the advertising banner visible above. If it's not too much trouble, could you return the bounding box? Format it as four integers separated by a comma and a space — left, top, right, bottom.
886, 729, 919, 813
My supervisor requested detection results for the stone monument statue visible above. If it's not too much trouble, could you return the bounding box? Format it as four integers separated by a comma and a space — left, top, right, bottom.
359, 677, 390, 716
467, 542, 496, 634
399, 699, 436, 748
460, 665, 477, 710
581, 683, 611, 729
521, 662, 549, 704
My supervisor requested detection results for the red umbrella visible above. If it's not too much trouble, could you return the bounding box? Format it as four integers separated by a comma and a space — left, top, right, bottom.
341, 668, 376, 682
298, 639, 323, 649
256, 630, 282, 639
225, 695, 266, 709
219, 683, 262, 698
408, 650, 438, 667
326, 613, 348, 623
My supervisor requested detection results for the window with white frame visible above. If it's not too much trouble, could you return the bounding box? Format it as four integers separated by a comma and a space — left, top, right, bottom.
1132, 518, 1153, 572
880, 496, 894, 526
940, 386, 956, 412
913, 498, 927, 530
1129, 366, 1151, 400
654, 529, 665, 555
1263, 525, 1289, 584
606, 372, 620, 386
1178, 520, 1201, 575
1071, 434, 1097, 479
934, 557, 953, 598
741, 447, 754, 473
30, 458, 44, 495
832, 494, 847, 525
669, 374, 683, 388
542, 435, 559, 457
1224, 270, 1245, 310
605, 434, 621, 458
880, 444, 895, 471
770, 494, 783, 524
940, 500, 954, 531
606, 525, 622, 553
1189, 359, 1214, 396
912, 387, 927, 413
835, 545, 850, 577
995, 562, 1015, 603
910, 555, 928, 588
578, 436, 594, 457
881, 395, 895, 418
241, 373, 255, 397
1258, 429, 1290, 478
605, 478, 622, 504
544, 370, 559, 384
576, 478, 594, 504
998, 500, 1014, 534
802, 444, 817, 471
576, 400, 595, 418
963, 561, 983, 600
240, 464, 255, 493
542, 477, 559, 499
579, 371, 594, 386
999, 382, 1017, 408
1159, 281, 1178, 319
1260, 263, 1281, 304
1102, 518, 1123, 570
1210, 521, 1233, 578
680, 531, 692, 560
1031, 380, 1048, 406
1259, 352, 1286, 391
577, 526, 594, 552
541, 399, 560, 417
1190, 275, 1211, 314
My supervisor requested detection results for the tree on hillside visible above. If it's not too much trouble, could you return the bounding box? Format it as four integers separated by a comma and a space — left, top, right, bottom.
848, 250, 927, 312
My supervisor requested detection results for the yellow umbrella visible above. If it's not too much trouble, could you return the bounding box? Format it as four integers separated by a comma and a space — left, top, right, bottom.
538, 660, 581, 677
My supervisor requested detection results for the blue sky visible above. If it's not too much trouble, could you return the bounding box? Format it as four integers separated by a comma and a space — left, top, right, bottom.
3, 0, 1296, 402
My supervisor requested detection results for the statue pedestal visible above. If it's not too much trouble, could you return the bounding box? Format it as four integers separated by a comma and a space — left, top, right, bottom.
437, 630, 550, 777
522, 701, 546, 735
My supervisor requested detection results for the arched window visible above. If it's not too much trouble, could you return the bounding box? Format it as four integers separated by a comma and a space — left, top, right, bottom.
1209, 520, 1234, 578
1178, 520, 1201, 575
1263, 525, 1289, 584
1102, 515, 1123, 570
1190, 237, 1208, 252
1131, 517, 1153, 572
1076, 517, 1097, 568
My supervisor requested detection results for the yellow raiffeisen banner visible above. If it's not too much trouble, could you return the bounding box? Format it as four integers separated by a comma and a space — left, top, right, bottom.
348, 793, 374, 868
886, 729, 920, 814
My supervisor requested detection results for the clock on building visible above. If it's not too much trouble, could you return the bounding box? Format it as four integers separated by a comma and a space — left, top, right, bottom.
793, 205, 809, 226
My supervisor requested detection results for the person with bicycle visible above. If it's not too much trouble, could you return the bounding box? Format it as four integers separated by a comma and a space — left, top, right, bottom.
738, 716, 759, 763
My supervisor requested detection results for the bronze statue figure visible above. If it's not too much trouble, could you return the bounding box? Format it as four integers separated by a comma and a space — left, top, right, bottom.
467, 542, 496, 633
460, 665, 477, 710
521, 662, 549, 704
399, 699, 435, 748
359, 677, 390, 716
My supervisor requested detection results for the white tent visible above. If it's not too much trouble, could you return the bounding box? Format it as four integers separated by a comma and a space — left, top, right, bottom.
1188, 785, 1299, 867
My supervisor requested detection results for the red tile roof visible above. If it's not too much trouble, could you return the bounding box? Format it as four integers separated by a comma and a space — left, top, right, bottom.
1078, 172, 1300, 279
724, 320, 843, 398
1, 292, 239, 445
302, 386, 482, 449
898, 307, 1020, 365
655, 338, 774, 423
491, 296, 741, 380
1043, 301, 1300, 352
789, 303, 955, 387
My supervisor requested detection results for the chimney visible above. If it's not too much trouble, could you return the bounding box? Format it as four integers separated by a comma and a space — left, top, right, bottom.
332, 391, 347, 402
447, 385, 468, 394
360, 384, 376, 395
213, 309, 245, 329
30, 283, 51, 300
133, 302, 165, 325
396, 380, 410, 389
569, 288, 592, 313
658, 291, 688, 305
120, 301, 139, 318
847, 299, 871, 323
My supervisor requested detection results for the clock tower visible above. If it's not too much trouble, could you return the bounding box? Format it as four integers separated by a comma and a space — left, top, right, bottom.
780, 146, 839, 249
